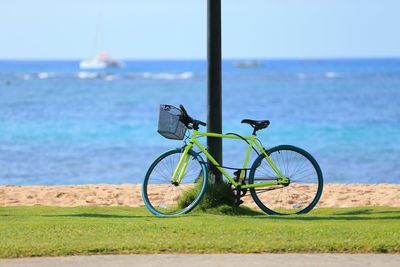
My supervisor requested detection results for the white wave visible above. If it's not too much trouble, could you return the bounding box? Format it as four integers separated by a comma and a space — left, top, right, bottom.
179, 72, 194, 79
297, 73, 308, 79
38, 72, 52, 79
325, 72, 340, 78
21, 74, 32, 80
142, 72, 194, 80
77, 72, 98, 79
104, 74, 119, 81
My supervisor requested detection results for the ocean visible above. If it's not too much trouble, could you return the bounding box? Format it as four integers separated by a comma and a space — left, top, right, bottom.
0, 59, 399, 185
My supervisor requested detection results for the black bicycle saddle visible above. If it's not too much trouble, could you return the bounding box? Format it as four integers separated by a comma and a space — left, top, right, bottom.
241, 119, 270, 130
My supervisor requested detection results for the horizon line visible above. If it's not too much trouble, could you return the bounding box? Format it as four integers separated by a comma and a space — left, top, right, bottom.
1, 56, 400, 61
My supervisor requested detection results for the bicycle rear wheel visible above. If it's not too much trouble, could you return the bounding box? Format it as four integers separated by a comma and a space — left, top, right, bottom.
249, 145, 323, 215
142, 149, 208, 216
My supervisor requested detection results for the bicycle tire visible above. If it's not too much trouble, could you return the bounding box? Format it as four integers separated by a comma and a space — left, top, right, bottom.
249, 145, 323, 215
142, 148, 208, 216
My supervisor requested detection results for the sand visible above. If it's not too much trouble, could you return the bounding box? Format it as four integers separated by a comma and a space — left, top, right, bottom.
0, 183, 399, 208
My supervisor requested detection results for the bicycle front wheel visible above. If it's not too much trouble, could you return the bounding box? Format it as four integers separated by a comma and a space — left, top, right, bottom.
249, 145, 323, 215
142, 148, 208, 216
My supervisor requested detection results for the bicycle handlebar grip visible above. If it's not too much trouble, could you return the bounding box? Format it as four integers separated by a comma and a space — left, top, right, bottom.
197, 120, 206, 126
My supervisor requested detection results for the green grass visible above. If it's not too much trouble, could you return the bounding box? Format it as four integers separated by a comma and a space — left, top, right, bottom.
0, 206, 399, 258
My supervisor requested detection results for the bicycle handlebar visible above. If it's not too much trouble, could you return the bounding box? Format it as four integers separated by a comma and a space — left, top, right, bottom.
179, 104, 206, 130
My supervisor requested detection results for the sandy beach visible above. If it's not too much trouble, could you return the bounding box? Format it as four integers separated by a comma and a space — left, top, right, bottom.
1, 183, 399, 208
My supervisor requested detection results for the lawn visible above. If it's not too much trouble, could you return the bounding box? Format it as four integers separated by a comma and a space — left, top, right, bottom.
0, 206, 399, 258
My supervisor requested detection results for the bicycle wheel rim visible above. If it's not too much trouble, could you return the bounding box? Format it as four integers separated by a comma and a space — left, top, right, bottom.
249, 145, 323, 215
142, 149, 207, 216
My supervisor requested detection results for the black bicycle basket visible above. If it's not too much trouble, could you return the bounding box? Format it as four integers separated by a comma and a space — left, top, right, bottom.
157, 104, 187, 140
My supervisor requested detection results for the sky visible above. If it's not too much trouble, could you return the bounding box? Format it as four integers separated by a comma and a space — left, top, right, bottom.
1, 0, 400, 60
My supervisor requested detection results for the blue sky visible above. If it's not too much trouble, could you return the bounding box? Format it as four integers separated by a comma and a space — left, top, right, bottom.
1, 0, 399, 59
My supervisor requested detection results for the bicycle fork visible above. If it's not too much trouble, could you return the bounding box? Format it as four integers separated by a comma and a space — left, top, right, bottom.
170, 144, 193, 185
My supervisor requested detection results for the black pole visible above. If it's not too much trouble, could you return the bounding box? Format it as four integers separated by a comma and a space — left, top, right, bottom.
207, 0, 222, 183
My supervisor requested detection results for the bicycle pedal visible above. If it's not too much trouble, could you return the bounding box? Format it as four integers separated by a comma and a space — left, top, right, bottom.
235, 200, 244, 206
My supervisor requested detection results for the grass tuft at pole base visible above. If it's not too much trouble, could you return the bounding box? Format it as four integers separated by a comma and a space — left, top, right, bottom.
178, 180, 261, 215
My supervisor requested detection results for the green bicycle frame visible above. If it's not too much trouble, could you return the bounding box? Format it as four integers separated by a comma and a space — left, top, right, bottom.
171, 130, 289, 189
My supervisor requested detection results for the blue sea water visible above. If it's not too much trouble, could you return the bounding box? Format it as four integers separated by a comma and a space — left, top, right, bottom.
0, 59, 399, 185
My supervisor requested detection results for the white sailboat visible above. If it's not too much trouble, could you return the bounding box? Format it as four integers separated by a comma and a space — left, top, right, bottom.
80, 56, 107, 69
80, 16, 125, 69
80, 53, 125, 69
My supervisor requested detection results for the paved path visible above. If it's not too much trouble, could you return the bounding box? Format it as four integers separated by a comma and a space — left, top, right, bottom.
1, 254, 399, 267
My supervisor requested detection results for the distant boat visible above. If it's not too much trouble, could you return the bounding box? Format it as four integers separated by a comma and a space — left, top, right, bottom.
80, 15, 125, 69
80, 53, 125, 69
80, 56, 106, 69
233, 61, 262, 68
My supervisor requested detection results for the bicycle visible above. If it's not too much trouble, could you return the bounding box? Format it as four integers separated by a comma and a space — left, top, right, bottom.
142, 104, 323, 216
